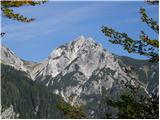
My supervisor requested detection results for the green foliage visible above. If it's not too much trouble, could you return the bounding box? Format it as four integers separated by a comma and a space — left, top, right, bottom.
101, 2, 159, 63
2, 7, 35, 23
101, 2, 159, 116
106, 92, 159, 119
1, 64, 66, 119
1, 1, 46, 23
140, 31, 159, 48
1, 1, 46, 37
140, 7, 159, 33
36, 71, 81, 91
101, 26, 158, 62
57, 101, 86, 119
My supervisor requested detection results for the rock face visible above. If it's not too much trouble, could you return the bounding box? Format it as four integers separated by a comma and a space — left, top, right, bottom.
1, 36, 159, 118
1, 45, 36, 79
1, 45, 27, 72
32, 36, 130, 80
1, 105, 19, 119
31, 36, 158, 117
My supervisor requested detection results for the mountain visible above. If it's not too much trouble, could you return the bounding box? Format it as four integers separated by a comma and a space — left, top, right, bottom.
1, 63, 87, 119
1, 36, 159, 118
1, 44, 27, 72
1, 63, 67, 118
1, 45, 37, 79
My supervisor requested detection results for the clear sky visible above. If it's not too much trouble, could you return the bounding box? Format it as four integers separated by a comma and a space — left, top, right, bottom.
2, 1, 159, 62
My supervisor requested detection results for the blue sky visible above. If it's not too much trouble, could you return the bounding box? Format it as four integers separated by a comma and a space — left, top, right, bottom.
2, 1, 159, 62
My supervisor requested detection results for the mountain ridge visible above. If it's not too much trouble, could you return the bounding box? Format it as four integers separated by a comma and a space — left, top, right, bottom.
1, 36, 158, 118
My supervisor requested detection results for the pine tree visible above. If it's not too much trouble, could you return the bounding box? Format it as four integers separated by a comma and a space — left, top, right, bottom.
1, 0, 46, 36
1, 0, 46, 23
101, 1, 159, 62
105, 90, 159, 119
102, 1, 159, 118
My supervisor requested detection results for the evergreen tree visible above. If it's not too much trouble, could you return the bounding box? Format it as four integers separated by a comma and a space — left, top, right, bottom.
1, 63, 87, 119
102, 2, 159, 117
1, 0, 46, 23
1, 0, 46, 36
101, 1, 159, 62
105, 90, 159, 119
57, 101, 86, 119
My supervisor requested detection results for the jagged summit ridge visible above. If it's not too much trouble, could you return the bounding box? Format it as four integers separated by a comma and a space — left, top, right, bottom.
50, 35, 101, 58
1, 36, 123, 80
34, 36, 116, 79
32, 36, 147, 105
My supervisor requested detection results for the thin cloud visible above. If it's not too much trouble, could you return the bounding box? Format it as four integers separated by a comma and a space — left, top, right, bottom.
3, 2, 110, 41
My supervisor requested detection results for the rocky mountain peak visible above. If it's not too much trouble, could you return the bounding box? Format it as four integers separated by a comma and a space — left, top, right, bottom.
49, 35, 106, 58
33, 36, 119, 79
30, 36, 158, 106
76, 35, 85, 41
74, 35, 95, 45
72, 35, 99, 48
1, 37, 158, 117
1, 36, 116, 80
